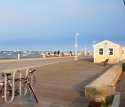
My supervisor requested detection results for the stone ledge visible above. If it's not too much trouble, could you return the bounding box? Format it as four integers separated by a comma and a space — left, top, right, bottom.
85, 64, 122, 102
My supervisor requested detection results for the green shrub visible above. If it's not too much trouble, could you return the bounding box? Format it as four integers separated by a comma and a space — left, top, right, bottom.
101, 95, 114, 107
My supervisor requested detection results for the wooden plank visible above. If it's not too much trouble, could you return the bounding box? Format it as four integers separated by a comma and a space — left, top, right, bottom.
1, 66, 35, 73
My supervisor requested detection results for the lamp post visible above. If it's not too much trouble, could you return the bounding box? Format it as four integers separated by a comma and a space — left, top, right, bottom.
84, 45, 87, 56
18, 54, 20, 60
74, 33, 79, 60
93, 41, 96, 58
93, 41, 96, 53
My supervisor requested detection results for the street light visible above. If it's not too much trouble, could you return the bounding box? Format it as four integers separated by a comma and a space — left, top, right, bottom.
74, 33, 79, 60
93, 40, 96, 52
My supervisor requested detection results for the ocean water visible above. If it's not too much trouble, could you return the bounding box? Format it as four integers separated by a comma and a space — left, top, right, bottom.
0, 51, 44, 58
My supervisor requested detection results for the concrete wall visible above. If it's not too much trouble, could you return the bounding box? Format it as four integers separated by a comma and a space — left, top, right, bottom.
85, 64, 122, 102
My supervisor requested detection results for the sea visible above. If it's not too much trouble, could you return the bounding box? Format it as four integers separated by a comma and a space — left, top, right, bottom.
0, 50, 46, 58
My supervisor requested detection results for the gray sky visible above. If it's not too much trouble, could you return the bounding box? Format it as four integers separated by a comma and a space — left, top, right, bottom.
0, 0, 125, 50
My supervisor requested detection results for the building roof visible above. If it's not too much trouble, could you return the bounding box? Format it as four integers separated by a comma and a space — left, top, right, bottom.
94, 40, 120, 46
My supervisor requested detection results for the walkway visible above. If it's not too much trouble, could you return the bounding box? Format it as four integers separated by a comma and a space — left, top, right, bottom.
0, 58, 112, 107
0, 56, 75, 71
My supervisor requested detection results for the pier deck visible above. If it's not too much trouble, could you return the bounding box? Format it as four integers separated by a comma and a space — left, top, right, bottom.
0, 58, 112, 107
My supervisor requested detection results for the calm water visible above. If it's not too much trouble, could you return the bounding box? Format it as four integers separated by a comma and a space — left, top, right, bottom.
0, 51, 44, 58
0, 51, 74, 58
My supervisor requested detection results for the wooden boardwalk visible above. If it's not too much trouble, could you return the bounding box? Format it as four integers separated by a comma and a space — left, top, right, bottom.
0, 58, 112, 107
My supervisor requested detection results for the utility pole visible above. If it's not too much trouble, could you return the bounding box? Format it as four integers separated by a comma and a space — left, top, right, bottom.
74, 33, 79, 61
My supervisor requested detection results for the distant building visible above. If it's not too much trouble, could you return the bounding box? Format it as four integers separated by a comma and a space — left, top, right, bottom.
94, 40, 125, 64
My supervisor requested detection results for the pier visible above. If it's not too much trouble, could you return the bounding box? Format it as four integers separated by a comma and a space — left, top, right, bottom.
0, 56, 113, 107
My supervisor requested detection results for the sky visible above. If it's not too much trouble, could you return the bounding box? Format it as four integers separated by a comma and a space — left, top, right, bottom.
0, 0, 125, 51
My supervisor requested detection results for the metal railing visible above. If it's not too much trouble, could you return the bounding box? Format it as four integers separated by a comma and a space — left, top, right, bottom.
0, 68, 38, 103
2, 70, 22, 103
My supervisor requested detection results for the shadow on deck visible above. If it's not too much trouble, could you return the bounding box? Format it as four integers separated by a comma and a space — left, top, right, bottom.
69, 64, 113, 107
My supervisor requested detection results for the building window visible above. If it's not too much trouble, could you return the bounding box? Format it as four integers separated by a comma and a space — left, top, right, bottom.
99, 48, 103, 55
109, 48, 113, 55
122, 50, 124, 54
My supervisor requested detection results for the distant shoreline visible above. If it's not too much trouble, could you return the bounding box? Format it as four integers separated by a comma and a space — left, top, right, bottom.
0, 50, 74, 59
0, 56, 43, 60
0, 55, 75, 63
0, 56, 64, 60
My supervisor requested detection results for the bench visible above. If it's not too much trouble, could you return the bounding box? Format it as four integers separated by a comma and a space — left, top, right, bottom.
101, 59, 109, 66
